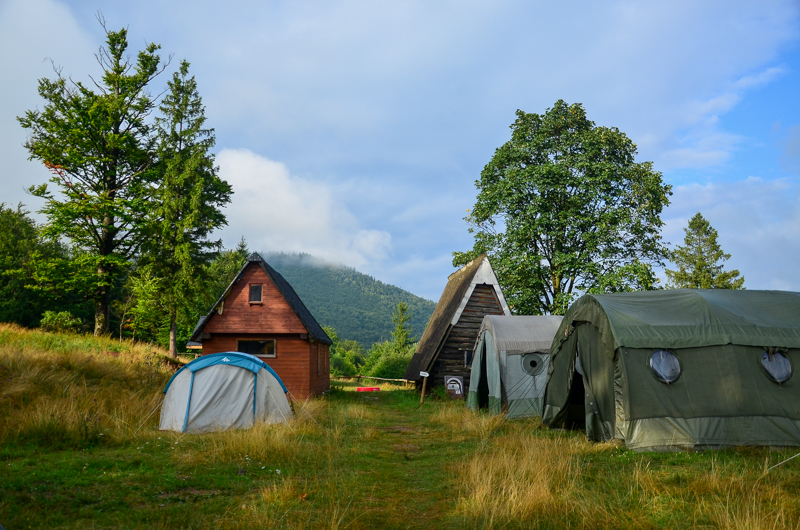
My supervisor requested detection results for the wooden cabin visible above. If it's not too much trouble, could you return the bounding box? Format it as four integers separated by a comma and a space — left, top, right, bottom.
188, 253, 332, 399
404, 254, 510, 391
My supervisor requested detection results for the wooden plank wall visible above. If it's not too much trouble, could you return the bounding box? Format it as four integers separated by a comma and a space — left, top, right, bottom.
199, 264, 330, 398
430, 284, 505, 389
204, 266, 307, 334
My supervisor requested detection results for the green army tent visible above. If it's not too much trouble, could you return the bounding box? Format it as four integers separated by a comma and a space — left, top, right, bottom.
467, 315, 563, 418
542, 289, 800, 451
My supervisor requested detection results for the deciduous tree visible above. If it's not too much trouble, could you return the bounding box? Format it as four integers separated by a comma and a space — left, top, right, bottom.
454, 101, 672, 314
18, 22, 167, 335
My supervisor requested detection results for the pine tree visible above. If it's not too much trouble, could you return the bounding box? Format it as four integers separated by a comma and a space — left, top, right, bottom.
665, 213, 744, 290
390, 302, 415, 353
142, 60, 232, 356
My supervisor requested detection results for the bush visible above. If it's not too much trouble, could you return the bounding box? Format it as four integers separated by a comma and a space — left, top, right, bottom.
39, 310, 83, 333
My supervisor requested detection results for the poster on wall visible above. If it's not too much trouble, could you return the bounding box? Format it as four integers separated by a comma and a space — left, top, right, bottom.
445, 375, 464, 400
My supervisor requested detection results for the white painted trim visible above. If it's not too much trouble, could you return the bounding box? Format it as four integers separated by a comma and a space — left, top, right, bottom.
450, 257, 511, 326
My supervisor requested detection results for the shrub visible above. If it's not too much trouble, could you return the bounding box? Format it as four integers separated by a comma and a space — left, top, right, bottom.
39, 310, 83, 333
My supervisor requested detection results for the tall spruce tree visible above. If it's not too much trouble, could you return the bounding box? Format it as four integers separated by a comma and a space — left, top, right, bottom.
389, 302, 415, 354
143, 60, 232, 357
665, 212, 744, 290
18, 24, 166, 335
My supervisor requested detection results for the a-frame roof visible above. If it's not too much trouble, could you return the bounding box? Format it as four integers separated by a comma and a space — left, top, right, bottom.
189, 252, 332, 345
404, 254, 510, 380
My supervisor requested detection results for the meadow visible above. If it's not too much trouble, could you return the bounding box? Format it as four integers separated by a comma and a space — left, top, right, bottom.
1, 323, 800, 529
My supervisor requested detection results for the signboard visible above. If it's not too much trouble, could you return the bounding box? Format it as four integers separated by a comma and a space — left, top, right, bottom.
444, 375, 464, 400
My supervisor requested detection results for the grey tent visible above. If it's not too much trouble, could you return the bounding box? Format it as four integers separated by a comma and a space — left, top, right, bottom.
467, 315, 563, 418
159, 352, 292, 433
542, 289, 800, 451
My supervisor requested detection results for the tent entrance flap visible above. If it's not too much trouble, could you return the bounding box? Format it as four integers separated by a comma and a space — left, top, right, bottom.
566, 370, 586, 430
478, 345, 489, 409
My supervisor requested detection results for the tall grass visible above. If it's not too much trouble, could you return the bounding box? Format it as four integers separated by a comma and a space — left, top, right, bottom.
448, 404, 800, 529
0, 323, 174, 446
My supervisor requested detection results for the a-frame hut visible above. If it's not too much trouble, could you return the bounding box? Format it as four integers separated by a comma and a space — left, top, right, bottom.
404, 254, 510, 391
189, 252, 332, 399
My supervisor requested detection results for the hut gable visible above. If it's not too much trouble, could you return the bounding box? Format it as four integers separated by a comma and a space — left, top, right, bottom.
189, 253, 331, 345
203, 265, 306, 334
404, 254, 510, 387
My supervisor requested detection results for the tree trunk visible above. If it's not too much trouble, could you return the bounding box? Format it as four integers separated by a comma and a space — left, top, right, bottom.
169, 312, 178, 358
94, 263, 111, 336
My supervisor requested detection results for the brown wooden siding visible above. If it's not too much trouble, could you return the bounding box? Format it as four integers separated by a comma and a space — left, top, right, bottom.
204, 266, 307, 335
430, 284, 505, 390
199, 264, 329, 399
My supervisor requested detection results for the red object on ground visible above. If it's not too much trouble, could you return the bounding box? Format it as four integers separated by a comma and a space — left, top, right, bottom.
356, 387, 381, 392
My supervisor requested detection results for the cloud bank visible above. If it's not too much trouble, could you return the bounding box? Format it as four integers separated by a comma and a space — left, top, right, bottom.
217, 149, 392, 270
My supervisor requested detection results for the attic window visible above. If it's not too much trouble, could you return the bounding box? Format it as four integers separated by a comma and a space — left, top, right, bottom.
249, 284, 262, 304
761, 350, 792, 384
237, 339, 275, 358
650, 350, 681, 384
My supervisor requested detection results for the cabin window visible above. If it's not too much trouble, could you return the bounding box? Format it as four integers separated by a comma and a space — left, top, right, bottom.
521, 353, 546, 376
249, 284, 262, 303
761, 350, 792, 384
650, 350, 681, 384
237, 339, 276, 358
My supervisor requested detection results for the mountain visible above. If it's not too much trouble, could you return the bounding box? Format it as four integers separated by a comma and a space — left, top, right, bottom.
264, 252, 436, 347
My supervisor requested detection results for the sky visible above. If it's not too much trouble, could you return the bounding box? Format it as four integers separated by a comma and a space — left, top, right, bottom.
1, 0, 799, 302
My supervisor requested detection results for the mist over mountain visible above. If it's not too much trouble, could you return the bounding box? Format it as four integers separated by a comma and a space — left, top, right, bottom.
264, 252, 436, 346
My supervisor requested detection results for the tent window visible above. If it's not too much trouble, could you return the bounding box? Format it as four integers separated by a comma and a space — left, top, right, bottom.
521, 353, 546, 376
249, 284, 262, 303
650, 350, 681, 384
237, 339, 276, 358
761, 350, 792, 384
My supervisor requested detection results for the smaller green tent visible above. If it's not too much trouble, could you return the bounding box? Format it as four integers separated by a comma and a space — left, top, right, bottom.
467, 315, 563, 418
542, 289, 800, 451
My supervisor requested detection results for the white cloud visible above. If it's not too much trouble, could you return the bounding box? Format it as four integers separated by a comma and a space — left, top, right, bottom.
0, 0, 98, 211
662, 177, 800, 291
216, 149, 392, 269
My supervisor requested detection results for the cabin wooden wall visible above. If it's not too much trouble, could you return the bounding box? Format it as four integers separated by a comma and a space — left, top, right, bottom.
199, 264, 329, 398
430, 284, 505, 389
204, 266, 307, 335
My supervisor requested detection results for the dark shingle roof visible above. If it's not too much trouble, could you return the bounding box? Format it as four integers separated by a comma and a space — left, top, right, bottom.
404, 254, 487, 380
188, 252, 332, 345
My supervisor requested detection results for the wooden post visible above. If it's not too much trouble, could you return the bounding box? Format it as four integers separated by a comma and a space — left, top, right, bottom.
419, 371, 429, 406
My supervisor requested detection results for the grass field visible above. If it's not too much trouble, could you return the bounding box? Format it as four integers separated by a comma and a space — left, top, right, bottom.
2, 324, 800, 529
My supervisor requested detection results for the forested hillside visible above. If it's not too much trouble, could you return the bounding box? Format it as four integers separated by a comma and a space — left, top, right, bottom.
265, 252, 436, 346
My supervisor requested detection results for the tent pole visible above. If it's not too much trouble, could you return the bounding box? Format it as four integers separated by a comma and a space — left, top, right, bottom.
420, 375, 428, 406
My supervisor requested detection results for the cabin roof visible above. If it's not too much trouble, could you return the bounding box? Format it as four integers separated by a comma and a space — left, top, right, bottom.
189, 252, 332, 345
404, 254, 509, 380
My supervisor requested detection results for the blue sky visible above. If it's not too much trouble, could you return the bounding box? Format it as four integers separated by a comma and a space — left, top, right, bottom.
1, 0, 799, 301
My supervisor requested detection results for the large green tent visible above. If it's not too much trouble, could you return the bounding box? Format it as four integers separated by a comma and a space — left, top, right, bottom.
467, 315, 563, 418
542, 289, 800, 451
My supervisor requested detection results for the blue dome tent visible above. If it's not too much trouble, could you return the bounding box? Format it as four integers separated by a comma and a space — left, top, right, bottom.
159, 352, 292, 433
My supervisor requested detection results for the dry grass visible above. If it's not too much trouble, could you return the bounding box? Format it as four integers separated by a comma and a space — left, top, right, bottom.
0, 323, 174, 445
454, 430, 584, 526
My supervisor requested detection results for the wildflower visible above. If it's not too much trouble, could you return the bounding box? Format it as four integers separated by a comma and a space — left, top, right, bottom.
174, 441, 179, 445
261, 466, 265, 470
276, 469, 281, 475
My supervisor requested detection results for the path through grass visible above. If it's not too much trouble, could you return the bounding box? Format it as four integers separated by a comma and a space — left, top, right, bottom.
2, 327, 800, 528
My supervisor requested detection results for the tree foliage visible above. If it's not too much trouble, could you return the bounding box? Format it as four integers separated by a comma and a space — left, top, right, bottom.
665, 212, 744, 290
324, 326, 367, 377
454, 100, 672, 314
18, 22, 167, 335
0, 204, 85, 327
141, 60, 232, 356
